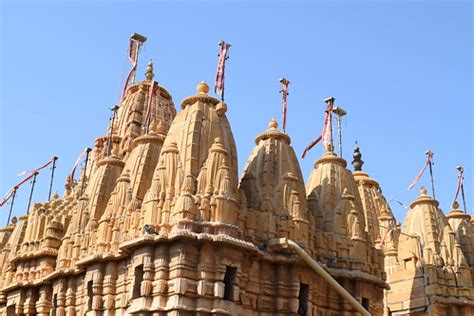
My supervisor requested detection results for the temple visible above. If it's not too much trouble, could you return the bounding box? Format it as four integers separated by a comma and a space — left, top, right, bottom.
0, 41, 472, 316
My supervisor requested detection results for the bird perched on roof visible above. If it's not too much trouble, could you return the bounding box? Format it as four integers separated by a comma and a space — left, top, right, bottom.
144, 224, 159, 235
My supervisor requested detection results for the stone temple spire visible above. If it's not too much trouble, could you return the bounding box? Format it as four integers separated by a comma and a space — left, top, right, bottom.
352, 141, 364, 171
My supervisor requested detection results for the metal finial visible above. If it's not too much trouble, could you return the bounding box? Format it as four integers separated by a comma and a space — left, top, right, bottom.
145, 59, 154, 81
352, 141, 364, 171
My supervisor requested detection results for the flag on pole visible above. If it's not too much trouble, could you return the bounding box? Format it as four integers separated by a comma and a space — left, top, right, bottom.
0, 155, 55, 208
279, 78, 290, 132
67, 148, 89, 186
144, 80, 155, 131
408, 151, 433, 190
301, 100, 334, 158
322, 99, 334, 150
16, 156, 56, 177
452, 167, 464, 205
0, 188, 16, 207
380, 218, 397, 247
17, 169, 34, 176
17, 157, 55, 176
301, 135, 322, 159
214, 40, 231, 99
119, 39, 141, 106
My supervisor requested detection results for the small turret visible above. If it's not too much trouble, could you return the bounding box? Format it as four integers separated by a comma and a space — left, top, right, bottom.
239, 118, 309, 245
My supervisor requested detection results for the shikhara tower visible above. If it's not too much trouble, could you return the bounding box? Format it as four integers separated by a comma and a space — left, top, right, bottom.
0, 39, 473, 316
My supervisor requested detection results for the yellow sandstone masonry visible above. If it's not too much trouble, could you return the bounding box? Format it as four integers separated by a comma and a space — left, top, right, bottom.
0, 58, 472, 316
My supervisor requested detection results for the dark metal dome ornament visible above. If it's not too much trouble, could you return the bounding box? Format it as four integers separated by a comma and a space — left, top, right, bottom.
352, 141, 364, 171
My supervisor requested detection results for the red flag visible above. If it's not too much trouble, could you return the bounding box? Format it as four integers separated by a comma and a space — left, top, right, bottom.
119, 39, 141, 106
144, 80, 155, 130
214, 41, 231, 99
0, 188, 16, 208
380, 218, 396, 247
301, 135, 322, 159
279, 78, 290, 132
408, 151, 433, 190
67, 148, 90, 186
301, 99, 334, 158
1, 156, 56, 208
321, 100, 334, 150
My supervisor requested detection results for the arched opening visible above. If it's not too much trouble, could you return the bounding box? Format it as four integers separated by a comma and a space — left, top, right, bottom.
223, 266, 237, 301
87, 280, 93, 311
298, 283, 309, 316
6, 304, 16, 316
132, 264, 144, 299
362, 297, 370, 311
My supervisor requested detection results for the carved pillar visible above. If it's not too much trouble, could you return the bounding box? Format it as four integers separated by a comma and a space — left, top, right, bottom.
142, 255, 154, 296
65, 278, 76, 316
102, 262, 117, 313
55, 279, 67, 316
35, 285, 52, 316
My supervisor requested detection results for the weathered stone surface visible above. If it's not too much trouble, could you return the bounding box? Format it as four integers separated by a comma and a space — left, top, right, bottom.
0, 46, 472, 316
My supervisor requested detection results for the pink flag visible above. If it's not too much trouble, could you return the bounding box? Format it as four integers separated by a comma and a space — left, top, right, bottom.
214, 41, 231, 99
17, 169, 34, 176
452, 167, 464, 205
301, 99, 334, 158
67, 148, 89, 186
321, 100, 334, 150
0, 188, 16, 207
144, 80, 155, 130
119, 39, 141, 106
380, 218, 397, 247
408, 151, 433, 190
1, 156, 55, 208
301, 135, 322, 159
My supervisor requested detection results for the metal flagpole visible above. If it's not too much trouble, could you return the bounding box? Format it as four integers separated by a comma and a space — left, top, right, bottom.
332, 106, 347, 158
426, 151, 436, 200
221, 53, 229, 103
457, 165, 467, 213
324, 97, 335, 152
106, 105, 119, 156
80, 148, 92, 197
26, 172, 38, 214
130, 33, 147, 84
48, 156, 58, 200
6, 188, 17, 225
279, 77, 290, 133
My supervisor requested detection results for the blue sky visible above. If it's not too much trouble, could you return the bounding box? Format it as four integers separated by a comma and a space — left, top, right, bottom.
0, 1, 472, 226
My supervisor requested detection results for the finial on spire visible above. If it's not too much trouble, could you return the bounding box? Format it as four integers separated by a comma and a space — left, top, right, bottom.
156, 120, 165, 133
352, 141, 364, 171
419, 186, 427, 196
197, 81, 209, 94
145, 59, 154, 81
269, 117, 278, 130
149, 119, 157, 133
111, 142, 120, 156
452, 201, 460, 210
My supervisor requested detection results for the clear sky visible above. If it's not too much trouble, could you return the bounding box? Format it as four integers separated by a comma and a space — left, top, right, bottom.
0, 1, 472, 226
